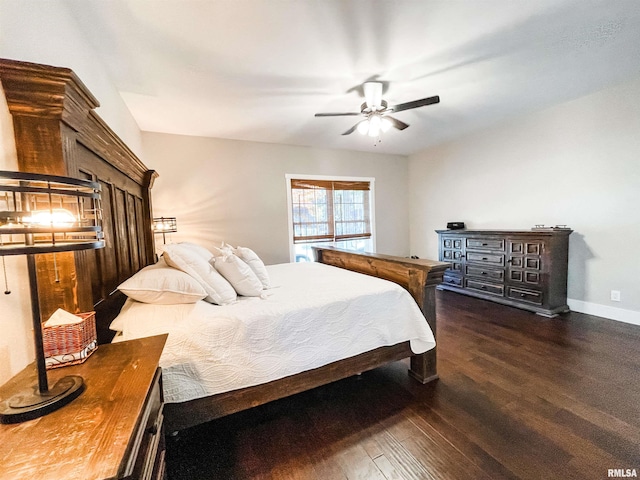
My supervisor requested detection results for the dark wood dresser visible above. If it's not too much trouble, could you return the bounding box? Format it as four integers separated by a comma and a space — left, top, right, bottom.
436, 229, 572, 317
0, 334, 167, 480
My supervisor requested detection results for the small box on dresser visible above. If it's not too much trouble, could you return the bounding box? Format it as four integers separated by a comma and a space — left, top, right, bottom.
436, 229, 572, 317
43, 311, 98, 369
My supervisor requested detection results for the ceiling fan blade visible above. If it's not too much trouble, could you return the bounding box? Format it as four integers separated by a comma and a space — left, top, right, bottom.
314, 112, 361, 117
384, 116, 409, 130
341, 123, 361, 135
388, 95, 440, 113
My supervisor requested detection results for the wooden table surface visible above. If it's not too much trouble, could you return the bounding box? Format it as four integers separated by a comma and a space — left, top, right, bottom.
0, 334, 167, 480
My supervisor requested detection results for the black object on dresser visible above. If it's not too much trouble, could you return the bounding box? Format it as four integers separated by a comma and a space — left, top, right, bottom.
436, 229, 572, 317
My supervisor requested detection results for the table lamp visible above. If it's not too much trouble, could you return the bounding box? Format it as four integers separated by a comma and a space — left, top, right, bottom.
0, 170, 104, 423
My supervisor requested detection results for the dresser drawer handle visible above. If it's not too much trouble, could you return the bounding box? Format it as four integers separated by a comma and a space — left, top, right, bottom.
482, 243, 488, 246
482, 257, 488, 260
481, 271, 487, 275
481, 285, 487, 290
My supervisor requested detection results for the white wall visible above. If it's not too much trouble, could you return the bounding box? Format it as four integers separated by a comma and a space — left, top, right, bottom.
0, 84, 33, 384
0, 0, 143, 156
0, 1, 145, 383
143, 132, 410, 264
409, 75, 640, 325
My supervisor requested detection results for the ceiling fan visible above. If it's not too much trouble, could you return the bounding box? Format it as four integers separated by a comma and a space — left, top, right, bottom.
314, 82, 440, 137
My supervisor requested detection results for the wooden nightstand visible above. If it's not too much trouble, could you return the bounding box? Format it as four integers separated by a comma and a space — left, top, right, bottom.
0, 334, 167, 480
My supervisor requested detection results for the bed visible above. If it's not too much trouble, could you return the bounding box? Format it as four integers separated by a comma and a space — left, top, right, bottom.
110, 251, 447, 431
0, 58, 449, 433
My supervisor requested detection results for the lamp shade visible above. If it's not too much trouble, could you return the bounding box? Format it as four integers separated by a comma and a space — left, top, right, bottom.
0, 171, 104, 255
153, 217, 177, 233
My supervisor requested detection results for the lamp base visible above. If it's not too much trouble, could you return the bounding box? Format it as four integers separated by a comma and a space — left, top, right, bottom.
0, 375, 84, 424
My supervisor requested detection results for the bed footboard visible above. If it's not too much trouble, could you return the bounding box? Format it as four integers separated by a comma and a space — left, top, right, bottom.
313, 246, 449, 383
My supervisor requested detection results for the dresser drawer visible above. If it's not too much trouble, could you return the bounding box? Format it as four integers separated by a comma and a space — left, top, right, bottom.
509, 269, 540, 285
466, 265, 504, 281
466, 279, 504, 296
507, 287, 543, 305
442, 274, 463, 287
466, 238, 505, 251
443, 249, 464, 261
442, 237, 463, 250
466, 252, 504, 266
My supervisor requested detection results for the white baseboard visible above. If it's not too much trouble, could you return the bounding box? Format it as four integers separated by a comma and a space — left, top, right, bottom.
567, 299, 640, 326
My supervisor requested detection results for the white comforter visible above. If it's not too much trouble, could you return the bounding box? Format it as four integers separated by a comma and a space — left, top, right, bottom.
113, 262, 435, 403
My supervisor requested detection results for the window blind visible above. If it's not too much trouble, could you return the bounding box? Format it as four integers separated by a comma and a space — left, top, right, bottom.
290, 179, 371, 244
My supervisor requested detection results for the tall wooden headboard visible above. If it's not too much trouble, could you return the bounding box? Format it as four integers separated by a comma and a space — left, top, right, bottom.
0, 58, 157, 343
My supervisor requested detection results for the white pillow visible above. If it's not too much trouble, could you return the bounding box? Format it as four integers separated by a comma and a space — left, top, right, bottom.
117, 258, 207, 304
232, 246, 270, 289
163, 243, 237, 305
212, 247, 263, 297
179, 242, 215, 261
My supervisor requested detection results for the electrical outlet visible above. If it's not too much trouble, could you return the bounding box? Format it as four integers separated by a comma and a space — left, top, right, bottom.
611, 290, 621, 302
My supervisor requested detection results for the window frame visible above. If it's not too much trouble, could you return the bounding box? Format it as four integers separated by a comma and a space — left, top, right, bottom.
285, 173, 376, 262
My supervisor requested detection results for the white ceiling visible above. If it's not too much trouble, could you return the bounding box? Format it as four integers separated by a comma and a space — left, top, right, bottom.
64, 0, 640, 156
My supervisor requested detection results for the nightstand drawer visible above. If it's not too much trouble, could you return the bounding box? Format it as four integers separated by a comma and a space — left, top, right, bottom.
126, 367, 166, 480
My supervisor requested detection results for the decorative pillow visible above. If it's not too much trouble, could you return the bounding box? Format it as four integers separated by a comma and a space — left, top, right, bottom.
163, 243, 237, 305
212, 246, 264, 297
117, 258, 207, 304
231, 246, 270, 288
179, 242, 215, 261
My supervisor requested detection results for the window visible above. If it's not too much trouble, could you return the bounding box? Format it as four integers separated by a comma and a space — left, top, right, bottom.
286, 175, 375, 262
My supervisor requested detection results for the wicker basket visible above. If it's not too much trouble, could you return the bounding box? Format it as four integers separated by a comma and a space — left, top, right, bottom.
43, 311, 97, 369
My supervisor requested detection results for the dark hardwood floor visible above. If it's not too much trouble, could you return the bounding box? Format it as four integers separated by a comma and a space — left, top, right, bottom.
166, 290, 640, 479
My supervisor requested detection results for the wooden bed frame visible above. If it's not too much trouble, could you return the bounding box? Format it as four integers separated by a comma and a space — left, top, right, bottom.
164, 247, 447, 432
1, 58, 449, 434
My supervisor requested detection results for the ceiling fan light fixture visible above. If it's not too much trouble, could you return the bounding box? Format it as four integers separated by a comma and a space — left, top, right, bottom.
315, 82, 439, 137
380, 117, 392, 133
367, 114, 381, 137
357, 120, 370, 135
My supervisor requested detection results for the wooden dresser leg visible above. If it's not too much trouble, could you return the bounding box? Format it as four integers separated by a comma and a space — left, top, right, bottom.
409, 350, 439, 384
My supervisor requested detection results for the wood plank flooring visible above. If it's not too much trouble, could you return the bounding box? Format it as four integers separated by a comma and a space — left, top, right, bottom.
166, 291, 640, 479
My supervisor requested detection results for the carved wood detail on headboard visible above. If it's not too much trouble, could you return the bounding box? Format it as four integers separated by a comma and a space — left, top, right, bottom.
0, 58, 157, 343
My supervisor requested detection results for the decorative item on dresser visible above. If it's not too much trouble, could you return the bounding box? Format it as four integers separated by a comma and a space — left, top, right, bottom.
436, 228, 572, 317
0, 335, 167, 480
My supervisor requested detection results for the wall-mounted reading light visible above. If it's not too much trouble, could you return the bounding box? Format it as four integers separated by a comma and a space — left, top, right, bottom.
153, 217, 177, 244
